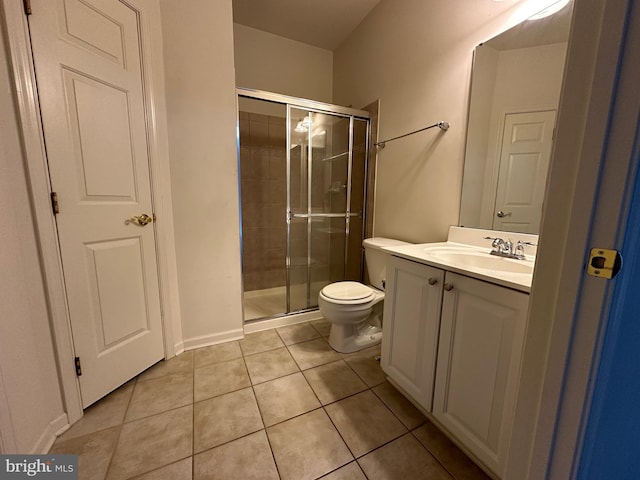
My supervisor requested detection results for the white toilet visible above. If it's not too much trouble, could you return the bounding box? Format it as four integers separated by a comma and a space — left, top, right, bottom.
318, 237, 410, 353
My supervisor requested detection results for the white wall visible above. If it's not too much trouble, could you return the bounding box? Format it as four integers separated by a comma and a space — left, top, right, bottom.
459, 45, 499, 228
233, 23, 333, 104
333, 0, 558, 243
0, 28, 65, 453
159, 0, 244, 348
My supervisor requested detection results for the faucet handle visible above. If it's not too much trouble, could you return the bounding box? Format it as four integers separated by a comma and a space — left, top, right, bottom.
517, 240, 537, 247
483, 236, 504, 249
515, 240, 536, 259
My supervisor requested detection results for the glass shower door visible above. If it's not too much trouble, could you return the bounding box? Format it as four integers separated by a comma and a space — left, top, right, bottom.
287, 107, 366, 312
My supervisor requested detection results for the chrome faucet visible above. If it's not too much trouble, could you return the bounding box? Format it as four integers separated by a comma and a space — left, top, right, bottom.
484, 237, 535, 260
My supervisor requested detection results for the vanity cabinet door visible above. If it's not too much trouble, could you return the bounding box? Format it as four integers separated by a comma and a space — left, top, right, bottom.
381, 256, 444, 411
433, 272, 528, 477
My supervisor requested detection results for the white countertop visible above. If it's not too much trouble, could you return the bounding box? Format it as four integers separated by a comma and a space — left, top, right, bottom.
384, 240, 535, 293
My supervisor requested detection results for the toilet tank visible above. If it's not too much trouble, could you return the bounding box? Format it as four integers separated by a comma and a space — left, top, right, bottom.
363, 237, 411, 290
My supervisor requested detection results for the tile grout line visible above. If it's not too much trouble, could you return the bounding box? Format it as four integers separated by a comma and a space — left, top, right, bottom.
103, 376, 137, 480
257, 326, 294, 479
408, 428, 459, 480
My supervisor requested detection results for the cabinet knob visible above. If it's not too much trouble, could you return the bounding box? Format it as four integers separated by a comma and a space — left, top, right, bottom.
428, 277, 438, 286
444, 283, 454, 291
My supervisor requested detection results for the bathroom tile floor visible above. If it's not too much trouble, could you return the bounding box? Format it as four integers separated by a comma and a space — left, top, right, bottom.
50, 320, 492, 480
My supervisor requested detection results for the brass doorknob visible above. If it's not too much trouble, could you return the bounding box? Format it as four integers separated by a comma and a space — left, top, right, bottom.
125, 213, 153, 226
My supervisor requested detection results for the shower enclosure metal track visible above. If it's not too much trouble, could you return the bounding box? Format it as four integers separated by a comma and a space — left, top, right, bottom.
237, 88, 371, 317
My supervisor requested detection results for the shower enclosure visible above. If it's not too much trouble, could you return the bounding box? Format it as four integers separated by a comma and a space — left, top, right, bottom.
237, 89, 371, 321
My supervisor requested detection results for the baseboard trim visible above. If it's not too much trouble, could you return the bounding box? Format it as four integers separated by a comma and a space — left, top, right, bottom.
173, 340, 185, 357
32, 413, 68, 454
243, 310, 323, 333
182, 329, 245, 351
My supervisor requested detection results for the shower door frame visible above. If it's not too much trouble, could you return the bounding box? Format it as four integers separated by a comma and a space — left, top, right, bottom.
237, 88, 371, 317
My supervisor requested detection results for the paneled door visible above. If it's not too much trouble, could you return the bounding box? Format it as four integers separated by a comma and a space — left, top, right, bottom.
493, 110, 556, 233
29, 0, 164, 407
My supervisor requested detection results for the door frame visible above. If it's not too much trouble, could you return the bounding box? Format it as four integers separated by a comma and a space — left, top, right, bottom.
1, 0, 182, 425
505, 0, 637, 477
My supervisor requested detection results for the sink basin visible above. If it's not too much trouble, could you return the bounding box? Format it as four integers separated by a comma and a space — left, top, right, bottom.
428, 251, 534, 275
382, 234, 536, 293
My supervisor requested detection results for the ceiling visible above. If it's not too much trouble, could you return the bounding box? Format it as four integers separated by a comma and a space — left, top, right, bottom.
231, 0, 383, 51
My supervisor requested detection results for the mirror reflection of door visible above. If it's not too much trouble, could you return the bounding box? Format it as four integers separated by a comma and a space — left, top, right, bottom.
492, 110, 556, 233
458, 3, 572, 234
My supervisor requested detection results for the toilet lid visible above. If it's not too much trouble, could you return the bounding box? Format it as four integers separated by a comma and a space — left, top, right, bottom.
321, 282, 374, 302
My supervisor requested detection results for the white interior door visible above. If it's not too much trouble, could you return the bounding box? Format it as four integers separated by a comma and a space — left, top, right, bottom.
493, 110, 556, 233
29, 0, 164, 407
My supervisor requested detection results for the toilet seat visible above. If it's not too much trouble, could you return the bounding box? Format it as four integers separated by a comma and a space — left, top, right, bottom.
320, 281, 375, 305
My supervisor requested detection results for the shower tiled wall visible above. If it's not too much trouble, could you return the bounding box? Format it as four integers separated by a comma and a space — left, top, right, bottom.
239, 111, 287, 292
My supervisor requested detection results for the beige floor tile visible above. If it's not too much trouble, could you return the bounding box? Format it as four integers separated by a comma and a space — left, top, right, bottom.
107, 405, 193, 480
373, 381, 426, 430
267, 409, 353, 480
244, 347, 299, 384
130, 458, 192, 480
194, 341, 242, 368
56, 383, 133, 441
253, 372, 321, 426
125, 371, 193, 422
303, 360, 368, 405
194, 357, 250, 402
413, 422, 491, 480
276, 322, 320, 345
340, 344, 381, 360
49, 426, 120, 480
137, 351, 193, 382
344, 347, 386, 387
310, 319, 332, 337
45, 328, 486, 480
325, 390, 407, 458
319, 461, 367, 480
194, 430, 279, 480
239, 329, 284, 356
287, 338, 341, 370
358, 433, 452, 480
193, 387, 263, 453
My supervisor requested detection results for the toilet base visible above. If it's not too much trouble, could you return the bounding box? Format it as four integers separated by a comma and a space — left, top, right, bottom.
328, 315, 382, 354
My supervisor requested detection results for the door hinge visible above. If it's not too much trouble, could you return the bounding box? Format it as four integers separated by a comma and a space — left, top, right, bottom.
51, 192, 60, 215
587, 248, 622, 279
23, 0, 32, 15
74, 357, 82, 376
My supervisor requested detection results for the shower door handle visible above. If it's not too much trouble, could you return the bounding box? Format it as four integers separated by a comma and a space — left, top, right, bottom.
288, 212, 362, 219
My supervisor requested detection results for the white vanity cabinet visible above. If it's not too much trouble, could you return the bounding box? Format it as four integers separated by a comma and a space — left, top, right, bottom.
381, 255, 444, 411
433, 271, 529, 476
381, 256, 529, 478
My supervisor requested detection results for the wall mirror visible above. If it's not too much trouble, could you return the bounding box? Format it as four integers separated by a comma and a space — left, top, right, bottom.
459, 2, 573, 234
